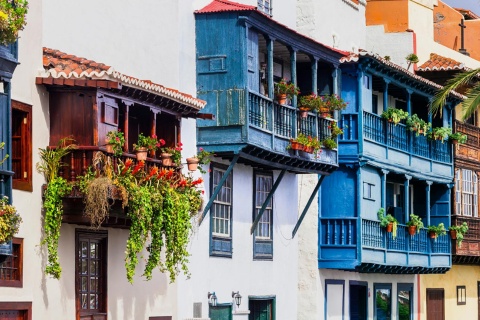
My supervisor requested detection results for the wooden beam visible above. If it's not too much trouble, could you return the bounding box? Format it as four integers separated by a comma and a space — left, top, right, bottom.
198, 154, 240, 226
292, 175, 325, 238
251, 169, 286, 234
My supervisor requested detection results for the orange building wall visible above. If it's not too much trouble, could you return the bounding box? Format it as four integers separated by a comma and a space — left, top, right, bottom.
434, 1, 480, 60
366, 0, 409, 32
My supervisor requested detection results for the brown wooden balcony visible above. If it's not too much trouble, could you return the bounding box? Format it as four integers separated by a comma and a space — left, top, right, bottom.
454, 120, 480, 164
452, 215, 480, 264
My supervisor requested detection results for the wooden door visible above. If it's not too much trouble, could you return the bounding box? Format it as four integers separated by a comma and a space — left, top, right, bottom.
478, 282, 480, 320
209, 304, 232, 320
350, 283, 367, 320
426, 289, 444, 320
249, 299, 273, 320
0, 310, 25, 320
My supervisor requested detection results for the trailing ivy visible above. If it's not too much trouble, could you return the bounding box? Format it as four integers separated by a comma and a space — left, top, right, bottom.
41, 176, 71, 279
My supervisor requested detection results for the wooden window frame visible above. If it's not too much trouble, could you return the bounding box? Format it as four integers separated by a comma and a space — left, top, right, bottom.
253, 170, 273, 260
0, 237, 23, 287
457, 285, 466, 305
11, 100, 32, 192
0, 301, 32, 320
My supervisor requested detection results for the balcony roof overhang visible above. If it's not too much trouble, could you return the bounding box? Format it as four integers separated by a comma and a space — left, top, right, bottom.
354, 263, 450, 274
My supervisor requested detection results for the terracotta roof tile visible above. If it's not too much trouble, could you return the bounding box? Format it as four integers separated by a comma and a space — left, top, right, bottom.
340, 50, 464, 99
40, 47, 206, 109
195, 0, 256, 13
454, 7, 480, 20
417, 53, 466, 71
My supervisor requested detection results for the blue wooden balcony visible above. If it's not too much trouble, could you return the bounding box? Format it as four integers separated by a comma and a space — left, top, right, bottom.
318, 218, 451, 273
197, 89, 338, 174
339, 111, 453, 182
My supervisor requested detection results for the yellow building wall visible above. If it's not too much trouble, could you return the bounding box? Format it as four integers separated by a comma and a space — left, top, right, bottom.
420, 265, 480, 320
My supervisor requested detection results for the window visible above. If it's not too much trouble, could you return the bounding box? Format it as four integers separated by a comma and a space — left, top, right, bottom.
0, 237, 23, 287
374, 283, 392, 320
372, 94, 378, 114
76, 230, 107, 319
363, 182, 374, 200
257, 0, 272, 16
457, 286, 466, 305
325, 280, 345, 319
455, 169, 478, 217
253, 171, 273, 259
210, 163, 233, 257
11, 100, 32, 191
398, 283, 413, 320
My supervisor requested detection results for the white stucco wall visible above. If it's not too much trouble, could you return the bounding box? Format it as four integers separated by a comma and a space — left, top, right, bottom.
179, 161, 299, 320
297, 0, 366, 52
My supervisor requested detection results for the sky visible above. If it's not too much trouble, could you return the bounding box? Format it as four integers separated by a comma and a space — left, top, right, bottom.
443, 0, 480, 14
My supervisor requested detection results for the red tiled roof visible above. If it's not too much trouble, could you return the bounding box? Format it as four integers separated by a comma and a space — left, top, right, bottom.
417, 53, 466, 71
340, 50, 464, 99
195, 0, 256, 13
40, 48, 206, 109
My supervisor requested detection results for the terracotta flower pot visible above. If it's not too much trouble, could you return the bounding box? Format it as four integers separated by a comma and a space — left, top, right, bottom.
386, 222, 393, 233
135, 147, 148, 161
276, 93, 287, 105
290, 141, 303, 151
303, 146, 314, 153
161, 152, 173, 166
186, 157, 199, 171
408, 225, 416, 236
429, 231, 437, 239
450, 230, 457, 240
105, 143, 114, 154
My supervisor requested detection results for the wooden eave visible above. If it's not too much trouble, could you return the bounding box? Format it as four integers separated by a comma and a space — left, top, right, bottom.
36, 76, 211, 118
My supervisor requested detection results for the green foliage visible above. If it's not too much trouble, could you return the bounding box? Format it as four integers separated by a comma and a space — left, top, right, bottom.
321, 94, 348, 111
330, 122, 344, 139
36, 137, 77, 183
381, 107, 409, 125
274, 78, 300, 97
0, 0, 28, 45
428, 127, 452, 142
0, 141, 8, 166
298, 93, 321, 111
449, 222, 468, 247
106, 130, 125, 157
0, 196, 22, 243
406, 114, 431, 136
377, 208, 398, 239
192, 147, 214, 174
427, 223, 447, 237
322, 138, 337, 150
162, 142, 183, 165
41, 176, 72, 279
406, 213, 423, 233
449, 132, 468, 144
134, 133, 164, 151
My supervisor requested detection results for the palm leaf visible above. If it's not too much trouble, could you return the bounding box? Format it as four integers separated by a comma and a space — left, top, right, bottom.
36, 137, 77, 183
462, 84, 480, 120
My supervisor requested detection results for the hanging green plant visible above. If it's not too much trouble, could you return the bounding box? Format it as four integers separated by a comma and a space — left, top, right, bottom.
0, 0, 28, 45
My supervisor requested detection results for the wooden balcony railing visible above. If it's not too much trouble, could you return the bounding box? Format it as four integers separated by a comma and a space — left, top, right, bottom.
455, 120, 480, 147
364, 111, 452, 163
452, 216, 480, 259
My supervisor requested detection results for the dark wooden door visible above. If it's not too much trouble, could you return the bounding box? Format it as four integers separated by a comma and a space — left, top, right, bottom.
209, 304, 232, 320
426, 289, 444, 320
0, 310, 26, 320
350, 284, 367, 320
249, 299, 273, 320
478, 282, 480, 320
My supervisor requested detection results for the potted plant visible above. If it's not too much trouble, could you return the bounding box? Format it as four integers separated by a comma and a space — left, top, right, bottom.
448, 132, 467, 145
133, 133, 163, 161
187, 147, 214, 174
427, 223, 447, 239
377, 208, 398, 239
298, 93, 321, 118
322, 94, 348, 113
0, 0, 28, 46
322, 138, 337, 150
303, 135, 321, 154
429, 127, 452, 143
449, 222, 468, 247
406, 114, 431, 136
330, 122, 344, 139
406, 213, 424, 235
381, 107, 409, 125
0, 196, 22, 245
161, 142, 182, 166
105, 130, 125, 157
274, 78, 300, 104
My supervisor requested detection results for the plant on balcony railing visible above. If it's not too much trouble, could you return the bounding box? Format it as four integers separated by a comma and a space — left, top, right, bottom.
322, 138, 337, 150
377, 208, 398, 239
428, 127, 452, 143
322, 94, 348, 113
406, 114, 431, 136
427, 223, 447, 240
0, 141, 8, 166
37, 137, 77, 279
0, 0, 28, 45
274, 78, 299, 104
449, 222, 468, 247
106, 130, 125, 157
298, 93, 321, 118
161, 142, 182, 166
133, 133, 164, 161
381, 107, 409, 125
406, 213, 424, 235
329, 121, 344, 139
186, 147, 214, 174
288, 133, 321, 154
0, 196, 22, 244
448, 132, 468, 144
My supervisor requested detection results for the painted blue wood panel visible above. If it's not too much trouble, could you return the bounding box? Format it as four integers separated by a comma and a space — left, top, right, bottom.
321, 168, 356, 218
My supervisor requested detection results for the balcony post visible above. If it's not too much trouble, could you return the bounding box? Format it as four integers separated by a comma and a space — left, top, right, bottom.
358, 68, 364, 152
267, 37, 274, 99
332, 66, 340, 120
426, 180, 433, 226
383, 79, 390, 112
404, 175, 412, 224
406, 89, 412, 115
381, 169, 389, 207
311, 57, 318, 95
290, 47, 298, 136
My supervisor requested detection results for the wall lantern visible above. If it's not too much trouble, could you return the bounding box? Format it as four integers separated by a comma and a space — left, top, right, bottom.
208, 292, 217, 307
232, 291, 242, 308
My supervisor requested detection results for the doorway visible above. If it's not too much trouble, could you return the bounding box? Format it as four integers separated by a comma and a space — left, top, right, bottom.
249, 298, 274, 320
350, 281, 368, 320
426, 289, 444, 320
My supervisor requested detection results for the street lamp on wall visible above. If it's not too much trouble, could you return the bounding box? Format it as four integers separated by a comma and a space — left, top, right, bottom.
208, 292, 217, 307
232, 291, 242, 308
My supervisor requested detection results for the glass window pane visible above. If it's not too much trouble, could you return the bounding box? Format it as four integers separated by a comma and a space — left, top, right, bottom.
376, 288, 391, 319
398, 290, 411, 320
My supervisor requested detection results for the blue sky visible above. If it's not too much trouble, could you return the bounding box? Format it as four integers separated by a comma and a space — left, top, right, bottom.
443, 0, 480, 14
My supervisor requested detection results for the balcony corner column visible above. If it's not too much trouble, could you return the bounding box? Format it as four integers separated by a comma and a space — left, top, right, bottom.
289, 47, 297, 109
447, 183, 454, 227
267, 37, 275, 99
426, 180, 433, 226
358, 68, 365, 153
383, 79, 390, 112
381, 169, 389, 208
406, 89, 412, 115
404, 175, 412, 223
332, 66, 340, 120
311, 56, 318, 95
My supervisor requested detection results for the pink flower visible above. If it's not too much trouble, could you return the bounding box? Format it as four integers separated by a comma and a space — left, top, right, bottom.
159, 139, 166, 146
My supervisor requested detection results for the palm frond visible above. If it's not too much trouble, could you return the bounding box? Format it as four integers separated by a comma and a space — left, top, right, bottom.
36, 137, 77, 183
462, 85, 480, 120
430, 68, 480, 116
